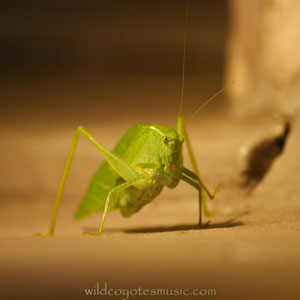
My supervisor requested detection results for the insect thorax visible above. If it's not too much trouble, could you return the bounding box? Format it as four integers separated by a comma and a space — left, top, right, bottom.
116, 123, 183, 217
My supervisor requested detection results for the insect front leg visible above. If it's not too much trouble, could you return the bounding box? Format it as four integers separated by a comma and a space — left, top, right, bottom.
182, 167, 220, 200
85, 178, 144, 236
36, 126, 141, 236
86, 162, 161, 235
180, 173, 217, 227
177, 116, 219, 226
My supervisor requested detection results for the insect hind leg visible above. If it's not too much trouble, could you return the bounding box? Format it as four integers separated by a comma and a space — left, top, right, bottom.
36, 126, 141, 237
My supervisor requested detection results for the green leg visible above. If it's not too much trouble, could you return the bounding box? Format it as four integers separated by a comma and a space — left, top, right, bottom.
36, 127, 82, 236
182, 167, 220, 219
182, 167, 220, 200
36, 126, 142, 237
180, 174, 204, 227
85, 178, 143, 236
177, 116, 219, 223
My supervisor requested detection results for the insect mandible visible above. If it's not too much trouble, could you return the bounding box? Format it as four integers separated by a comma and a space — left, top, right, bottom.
37, 0, 221, 236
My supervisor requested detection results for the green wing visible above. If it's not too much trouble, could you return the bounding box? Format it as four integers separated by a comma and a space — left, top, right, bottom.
74, 124, 143, 219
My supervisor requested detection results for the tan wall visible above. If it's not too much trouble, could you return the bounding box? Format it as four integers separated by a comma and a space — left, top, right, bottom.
226, 0, 300, 115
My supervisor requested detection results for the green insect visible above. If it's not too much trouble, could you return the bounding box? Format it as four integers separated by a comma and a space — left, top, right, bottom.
37, 0, 220, 236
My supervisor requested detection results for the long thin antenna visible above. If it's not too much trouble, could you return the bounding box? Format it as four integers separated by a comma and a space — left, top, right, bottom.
178, 0, 190, 117
189, 83, 233, 121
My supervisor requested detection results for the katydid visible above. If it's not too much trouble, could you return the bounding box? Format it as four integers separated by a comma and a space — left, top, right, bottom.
37, 0, 220, 236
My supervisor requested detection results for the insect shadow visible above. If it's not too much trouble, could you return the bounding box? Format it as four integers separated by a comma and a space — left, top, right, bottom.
83, 216, 246, 234
121, 220, 244, 234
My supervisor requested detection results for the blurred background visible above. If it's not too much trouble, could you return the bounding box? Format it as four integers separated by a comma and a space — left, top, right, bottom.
0, 0, 228, 221
0, 0, 227, 129
2, 1, 300, 300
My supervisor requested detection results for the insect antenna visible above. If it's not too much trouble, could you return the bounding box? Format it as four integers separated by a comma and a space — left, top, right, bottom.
177, 0, 190, 118
188, 82, 234, 122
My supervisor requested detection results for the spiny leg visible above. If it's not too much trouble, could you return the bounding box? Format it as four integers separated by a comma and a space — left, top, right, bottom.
36, 126, 141, 236
86, 163, 158, 236
180, 174, 204, 227
177, 116, 219, 221
182, 167, 220, 200
85, 178, 143, 236
181, 167, 220, 220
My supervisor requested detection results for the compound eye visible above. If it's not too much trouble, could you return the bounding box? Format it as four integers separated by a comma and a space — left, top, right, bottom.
163, 135, 168, 143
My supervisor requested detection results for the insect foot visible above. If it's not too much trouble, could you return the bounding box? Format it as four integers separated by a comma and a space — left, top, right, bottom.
204, 221, 212, 228
35, 232, 54, 237
83, 231, 102, 237
212, 184, 221, 198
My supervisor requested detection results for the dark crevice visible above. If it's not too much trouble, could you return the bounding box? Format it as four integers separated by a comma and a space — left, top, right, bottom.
242, 122, 291, 189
